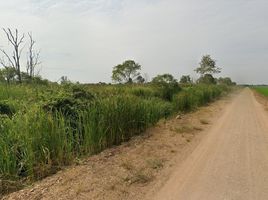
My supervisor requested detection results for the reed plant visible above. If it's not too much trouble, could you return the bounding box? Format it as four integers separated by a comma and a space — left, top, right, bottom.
0, 83, 229, 194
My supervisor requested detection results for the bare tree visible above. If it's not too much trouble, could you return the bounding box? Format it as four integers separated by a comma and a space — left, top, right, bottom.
0, 28, 25, 83
27, 32, 40, 79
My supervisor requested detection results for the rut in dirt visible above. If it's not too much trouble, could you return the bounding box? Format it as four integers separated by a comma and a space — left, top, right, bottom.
150, 88, 268, 200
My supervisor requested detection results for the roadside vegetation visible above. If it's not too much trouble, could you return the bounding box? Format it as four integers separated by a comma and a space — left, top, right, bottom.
0, 83, 231, 192
0, 28, 236, 195
253, 86, 268, 96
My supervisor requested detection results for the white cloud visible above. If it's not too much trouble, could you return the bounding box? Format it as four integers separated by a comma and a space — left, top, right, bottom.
0, 0, 267, 83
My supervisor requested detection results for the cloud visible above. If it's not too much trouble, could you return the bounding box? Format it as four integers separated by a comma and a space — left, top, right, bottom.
0, 0, 267, 84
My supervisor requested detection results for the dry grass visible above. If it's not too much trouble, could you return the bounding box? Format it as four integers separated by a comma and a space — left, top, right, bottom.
147, 159, 164, 170
200, 119, 209, 125
193, 126, 203, 131
172, 125, 194, 134
123, 168, 153, 185
121, 160, 134, 171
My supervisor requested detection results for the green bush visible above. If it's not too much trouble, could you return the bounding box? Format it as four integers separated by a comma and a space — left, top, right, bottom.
0, 101, 16, 117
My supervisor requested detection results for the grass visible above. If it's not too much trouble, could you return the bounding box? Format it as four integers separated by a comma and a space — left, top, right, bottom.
254, 86, 268, 96
147, 158, 164, 169
124, 168, 153, 185
193, 126, 203, 131
0, 83, 230, 194
172, 125, 194, 134
200, 119, 209, 125
121, 160, 134, 171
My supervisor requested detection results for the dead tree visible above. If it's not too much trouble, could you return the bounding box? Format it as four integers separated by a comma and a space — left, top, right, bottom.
0, 28, 25, 83
27, 32, 40, 78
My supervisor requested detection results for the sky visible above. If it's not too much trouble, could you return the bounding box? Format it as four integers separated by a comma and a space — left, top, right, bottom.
0, 0, 267, 84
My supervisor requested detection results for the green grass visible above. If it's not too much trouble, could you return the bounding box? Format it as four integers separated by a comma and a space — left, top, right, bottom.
254, 86, 268, 96
0, 83, 230, 194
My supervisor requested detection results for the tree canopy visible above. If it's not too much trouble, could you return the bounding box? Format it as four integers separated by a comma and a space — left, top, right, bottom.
151, 74, 177, 85
195, 55, 221, 75
112, 60, 141, 83
0, 67, 17, 84
218, 77, 236, 86
197, 74, 217, 84
179, 75, 192, 84
151, 74, 181, 101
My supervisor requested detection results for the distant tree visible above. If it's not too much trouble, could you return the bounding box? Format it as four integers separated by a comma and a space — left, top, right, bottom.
197, 74, 217, 84
195, 55, 221, 85
26, 32, 41, 79
152, 74, 177, 85
0, 67, 17, 84
179, 75, 192, 84
136, 75, 145, 84
0, 28, 25, 83
60, 76, 71, 84
152, 74, 181, 101
195, 55, 221, 76
218, 77, 236, 86
31, 76, 49, 85
112, 60, 141, 83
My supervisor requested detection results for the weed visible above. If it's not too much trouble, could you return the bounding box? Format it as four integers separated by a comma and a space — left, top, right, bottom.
173, 125, 193, 134
147, 159, 164, 169
121, 160, 134, 171
193, 126, 203, 131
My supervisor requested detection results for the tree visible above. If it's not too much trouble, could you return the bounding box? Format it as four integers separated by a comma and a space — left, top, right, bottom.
0, 67, 17, 84
112, 60, 141, 83
179, 75, 192, 84
60, 76, 71, 84
197, 74, 217, 84
151, 74, 181, 101
0, 28, 25, 83
218, 77, 236, 86
136, 75, 145, 84
195, 55, 221, 75
151, 74, 177, 85
27, 32, 40, 79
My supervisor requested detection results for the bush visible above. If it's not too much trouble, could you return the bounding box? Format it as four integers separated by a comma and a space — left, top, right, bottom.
0, 101, 15, 117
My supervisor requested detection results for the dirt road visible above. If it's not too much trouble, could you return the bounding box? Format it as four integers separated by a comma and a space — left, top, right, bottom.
148, 88, 268, 200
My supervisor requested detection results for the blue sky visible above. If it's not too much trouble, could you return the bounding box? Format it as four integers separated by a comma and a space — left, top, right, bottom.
0, 0, 268, 84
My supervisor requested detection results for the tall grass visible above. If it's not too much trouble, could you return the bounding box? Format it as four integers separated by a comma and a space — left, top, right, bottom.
0, 83, 230, 194
0, 95, 172, 180
173, 85, 228, 112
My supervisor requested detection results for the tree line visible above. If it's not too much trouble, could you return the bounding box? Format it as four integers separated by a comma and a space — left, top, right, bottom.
111, 55, 236, 86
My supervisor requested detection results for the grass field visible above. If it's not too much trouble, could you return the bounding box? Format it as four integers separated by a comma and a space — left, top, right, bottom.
253, 86, 268, 96
0, 83, 230, 194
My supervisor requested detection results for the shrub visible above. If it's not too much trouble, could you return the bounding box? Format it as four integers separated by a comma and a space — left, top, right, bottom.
0, 101, 15, 117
